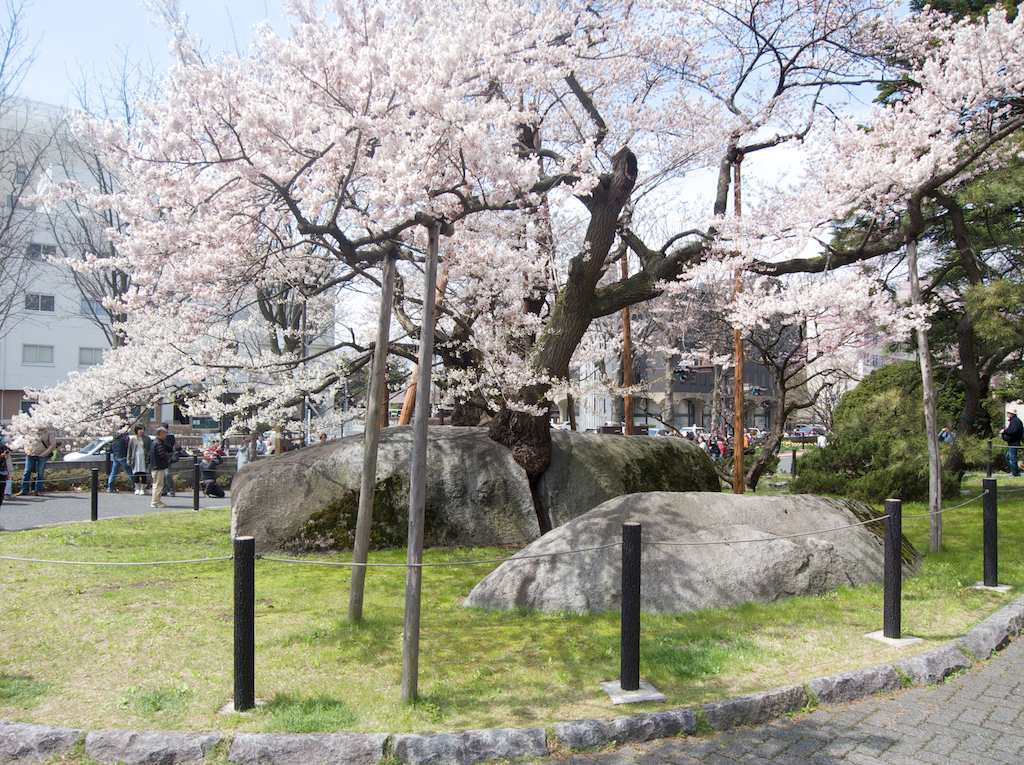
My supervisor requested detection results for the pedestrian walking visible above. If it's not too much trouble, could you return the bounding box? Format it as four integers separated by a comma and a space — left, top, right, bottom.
17, 426, 56, 496
149, 427, 173, 508
106, 430, 131, 492
318, 432, 328, 445
127, 425, 151, 495
1001, 410, 1022, 477
200, 448, 225, 498
0, 441, 11, 511
160, 423, 177, 497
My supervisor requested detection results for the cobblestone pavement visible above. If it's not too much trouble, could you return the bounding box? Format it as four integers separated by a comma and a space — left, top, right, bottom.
534, 638, 1024, 764
0, 489, 230, 531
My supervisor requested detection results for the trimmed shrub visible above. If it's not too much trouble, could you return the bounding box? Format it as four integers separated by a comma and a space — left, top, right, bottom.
792, 362, 961, 502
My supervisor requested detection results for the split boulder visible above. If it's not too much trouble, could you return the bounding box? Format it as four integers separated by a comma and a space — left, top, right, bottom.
464, 491, 919, 614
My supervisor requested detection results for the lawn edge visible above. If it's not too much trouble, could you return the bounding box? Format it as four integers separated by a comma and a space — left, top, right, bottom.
2, 596, 1022, 765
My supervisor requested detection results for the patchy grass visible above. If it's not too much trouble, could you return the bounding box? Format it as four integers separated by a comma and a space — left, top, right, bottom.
2, 473, 1023, 737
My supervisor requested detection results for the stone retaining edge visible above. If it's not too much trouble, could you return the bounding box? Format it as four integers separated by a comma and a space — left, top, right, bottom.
2, 596, 1022, 765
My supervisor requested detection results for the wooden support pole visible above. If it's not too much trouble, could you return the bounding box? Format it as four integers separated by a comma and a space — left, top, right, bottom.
348, 253, 396, 623
621, 255, 634, 436
732, 157, 745, 495
401, 221, 441, 703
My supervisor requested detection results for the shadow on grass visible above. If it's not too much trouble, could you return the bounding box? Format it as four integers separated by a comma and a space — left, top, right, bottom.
0, 674, 48, 709
260, 694, 357, 732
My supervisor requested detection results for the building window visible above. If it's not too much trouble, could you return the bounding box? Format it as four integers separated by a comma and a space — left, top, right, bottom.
26, 243, 57, 261
80, 297, 105, 316
14, 164, 29, 185
79, 347, 103, 366
22, 344, 54, 365
24, 293, 55, 312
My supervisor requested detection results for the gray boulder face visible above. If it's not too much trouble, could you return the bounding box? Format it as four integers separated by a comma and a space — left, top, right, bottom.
537, 432, 719, 528
231, 426, 538, 553
465, 491, 920, 614
231, 426, 720, 553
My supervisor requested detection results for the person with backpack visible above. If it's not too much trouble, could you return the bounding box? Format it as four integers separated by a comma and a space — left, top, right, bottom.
1001, 410, 1022, 477
160, 423, 178, 497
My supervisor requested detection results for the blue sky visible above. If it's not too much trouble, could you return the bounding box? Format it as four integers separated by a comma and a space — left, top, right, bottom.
20, 0, 287, 106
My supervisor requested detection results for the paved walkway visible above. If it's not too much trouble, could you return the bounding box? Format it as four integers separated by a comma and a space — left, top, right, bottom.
534, 638, 1024, 764
0, 489, 230, 531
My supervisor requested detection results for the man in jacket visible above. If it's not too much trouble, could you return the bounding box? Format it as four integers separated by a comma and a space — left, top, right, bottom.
17, 427, 56, 496
106, 431, 131, 492
160, 423, 177, 497
1001, 410, 1022, 478
149, 427, 174, 508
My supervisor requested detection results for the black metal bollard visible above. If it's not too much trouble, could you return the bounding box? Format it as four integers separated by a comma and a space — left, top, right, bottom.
791, 448, 797, 476
620, 522, 641, 691
883, 498, 902, 639
193, 456, 201, 512
983, 478, 998, 587
234, 536, 255, 711
90, 468, 99, 522
987, 439, 993, 478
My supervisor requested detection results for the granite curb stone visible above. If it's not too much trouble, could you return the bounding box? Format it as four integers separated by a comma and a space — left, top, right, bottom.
3, 595, 1022, 765
391, 727, 548, 765
808, 664, 902, 705
0, 721, 81, 763
894, 644, 973, 686
702, 685, 808, 730
228, 732, 387, 765
957, 599, 1024, 659
84, 729, 222, 764
552, 709, 697, 749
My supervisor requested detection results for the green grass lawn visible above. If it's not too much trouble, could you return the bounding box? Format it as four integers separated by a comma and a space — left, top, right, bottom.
1, 473, 1023, 737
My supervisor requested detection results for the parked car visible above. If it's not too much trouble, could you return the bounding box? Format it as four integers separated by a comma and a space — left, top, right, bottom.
63, 436, 114, 463
678, 426, 708, 440
787, 424, 827, 443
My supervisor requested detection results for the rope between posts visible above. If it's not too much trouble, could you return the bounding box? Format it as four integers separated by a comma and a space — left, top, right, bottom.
0, 554, 233, 567
901, 490, 987, 518
260, 542, 624, 568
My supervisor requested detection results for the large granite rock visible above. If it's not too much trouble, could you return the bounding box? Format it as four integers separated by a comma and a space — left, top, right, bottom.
536, 431, 720, 528
465, 492, 919, 614
231, 427, 538, 552
231, 427, 718, 552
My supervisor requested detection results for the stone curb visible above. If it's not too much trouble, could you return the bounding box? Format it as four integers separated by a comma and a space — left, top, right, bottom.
2, 596, 1022, 765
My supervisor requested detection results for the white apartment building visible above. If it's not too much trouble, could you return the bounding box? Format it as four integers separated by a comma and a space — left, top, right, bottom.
0, 99, 112, 427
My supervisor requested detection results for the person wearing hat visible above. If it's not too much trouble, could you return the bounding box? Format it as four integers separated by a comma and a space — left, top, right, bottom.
149, 427, 174, 508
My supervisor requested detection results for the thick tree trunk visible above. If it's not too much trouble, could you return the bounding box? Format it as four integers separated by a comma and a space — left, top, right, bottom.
746, 428, 782, 492
488, 147, 638, 488
907, 237, 942, 552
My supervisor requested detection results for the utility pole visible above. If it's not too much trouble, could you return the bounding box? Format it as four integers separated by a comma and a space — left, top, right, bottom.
732, 155, 745, 495
621, 254, 635, 435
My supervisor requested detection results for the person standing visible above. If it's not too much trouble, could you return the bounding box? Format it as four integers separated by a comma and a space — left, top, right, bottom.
149, 427, 173, 508
106, 431, 131, 492
127, 425, 151, 495
160, 423, 177, 497
0, 435, 11, 497
1001, 410, 1022, 478
17, 426, 56, 496
0, 441, 11, 510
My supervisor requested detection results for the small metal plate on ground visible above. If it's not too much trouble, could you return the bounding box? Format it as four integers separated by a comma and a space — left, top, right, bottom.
600, 679, 666, 705
864, 630, 923, 648
972, 582, 1013, 593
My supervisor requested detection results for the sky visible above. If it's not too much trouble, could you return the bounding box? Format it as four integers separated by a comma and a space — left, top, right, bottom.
19, 0, 287, 107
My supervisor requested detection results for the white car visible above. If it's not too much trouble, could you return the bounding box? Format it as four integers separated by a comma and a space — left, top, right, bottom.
678, 426, 708, 439
63, 436, 113, 463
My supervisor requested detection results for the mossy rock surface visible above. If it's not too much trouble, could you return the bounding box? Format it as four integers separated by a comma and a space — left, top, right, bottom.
230, 426, 721, 552
537, 431, 721, 528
